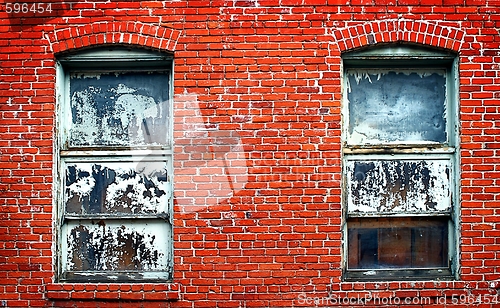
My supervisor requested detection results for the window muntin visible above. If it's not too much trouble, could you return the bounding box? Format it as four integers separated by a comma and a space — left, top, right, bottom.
57, 49, 173, 282
342, 46, 458, 281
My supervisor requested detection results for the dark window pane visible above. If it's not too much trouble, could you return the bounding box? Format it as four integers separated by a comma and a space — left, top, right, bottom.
348, 217, 449, 269
69, 71, 170, 148
347, 70, 447, 145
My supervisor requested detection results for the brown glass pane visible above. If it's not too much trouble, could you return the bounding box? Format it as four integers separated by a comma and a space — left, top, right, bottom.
412, 224, 447, 267
348, 217, 449, 269
378, 227, 411, 267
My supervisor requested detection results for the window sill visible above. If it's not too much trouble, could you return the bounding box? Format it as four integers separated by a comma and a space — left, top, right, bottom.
344, 269, 454, 282
45, 282, 179, 301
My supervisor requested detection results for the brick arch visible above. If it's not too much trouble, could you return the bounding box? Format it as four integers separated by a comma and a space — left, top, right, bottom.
332, 19, 465, 53
47, 21, 181, 54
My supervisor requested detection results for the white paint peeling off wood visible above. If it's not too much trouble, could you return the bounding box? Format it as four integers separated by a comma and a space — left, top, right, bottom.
64, 220, 170, 272
64, 160, 170, 215
59, 54, 174, 281
346, 159, 452, 214
104, 162, 168, 213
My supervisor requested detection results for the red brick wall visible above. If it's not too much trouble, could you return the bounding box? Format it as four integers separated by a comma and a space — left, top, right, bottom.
1, 1, 499, 307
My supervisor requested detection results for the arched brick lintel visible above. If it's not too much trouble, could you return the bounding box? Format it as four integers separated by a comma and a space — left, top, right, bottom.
47, 21, 181, 54
332, 19, 465, 53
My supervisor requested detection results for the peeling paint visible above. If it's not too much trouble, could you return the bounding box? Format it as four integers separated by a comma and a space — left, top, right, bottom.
69, 71, 170, 148
65, 161, 169, 215
346, 159, 451, 214
60, 59, 173, 282
346, 70, 447, 145
65, 220, 169, 272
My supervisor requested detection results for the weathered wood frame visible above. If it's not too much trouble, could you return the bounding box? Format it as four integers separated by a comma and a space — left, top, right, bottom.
54, 47, 174, 282
341, 44, 460, 281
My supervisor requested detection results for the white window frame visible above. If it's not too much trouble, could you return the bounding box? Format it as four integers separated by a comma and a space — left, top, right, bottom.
341, 44, 460, 281
54, 47, 174, 282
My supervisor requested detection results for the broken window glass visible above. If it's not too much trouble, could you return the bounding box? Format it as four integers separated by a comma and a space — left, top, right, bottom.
346, 70, 447, 145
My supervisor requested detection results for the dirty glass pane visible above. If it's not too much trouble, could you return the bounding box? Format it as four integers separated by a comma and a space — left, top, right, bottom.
347, 217, 448, 269
346, 158, 452, 214
68, 71, 170, 148
346, 70, 447, 145
64, 219, 171, 272
64, 160, 170, 215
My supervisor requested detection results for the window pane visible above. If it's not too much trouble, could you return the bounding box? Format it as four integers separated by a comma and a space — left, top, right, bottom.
64, 219, 171, 272
64, 160, 170, 215
346, 158, 452, 214
68, 71, 170, 148
347, 217, 449, 269
346, 70, 447, 145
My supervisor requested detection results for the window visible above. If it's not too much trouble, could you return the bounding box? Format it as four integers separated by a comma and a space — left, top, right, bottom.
342, 45, 459, 281
56, 48, 173, 282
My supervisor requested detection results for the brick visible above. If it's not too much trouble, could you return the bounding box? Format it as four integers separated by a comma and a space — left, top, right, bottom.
1, 2, 500, 308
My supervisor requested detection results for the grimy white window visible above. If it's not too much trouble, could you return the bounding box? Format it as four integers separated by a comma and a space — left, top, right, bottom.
56, 48, 173, 281
342, 45, 459, 281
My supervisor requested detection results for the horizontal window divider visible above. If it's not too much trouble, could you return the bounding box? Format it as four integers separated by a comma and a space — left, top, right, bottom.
343, 147, 456, 155
60, 149, 173, 157
59, 47, 173, 65
347, 266, 451, 271
343, 153, 455, 161
61, 271, 172, 282
347, 212, 452, 217
64, 214, 170, 221
64, 63, 173, 70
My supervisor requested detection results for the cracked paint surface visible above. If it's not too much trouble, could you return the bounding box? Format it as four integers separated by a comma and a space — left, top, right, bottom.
346, 159, 452, 214
346, 70, 447, 145
64, 161, 170, 215
65, 220, 170, 272
68, 71, 170, 148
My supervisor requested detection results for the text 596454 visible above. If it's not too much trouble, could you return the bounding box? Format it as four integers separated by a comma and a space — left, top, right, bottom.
4, 3, 53, 14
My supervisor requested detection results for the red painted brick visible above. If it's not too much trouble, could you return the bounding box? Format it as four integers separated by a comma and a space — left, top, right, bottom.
1, 1, 500, 308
